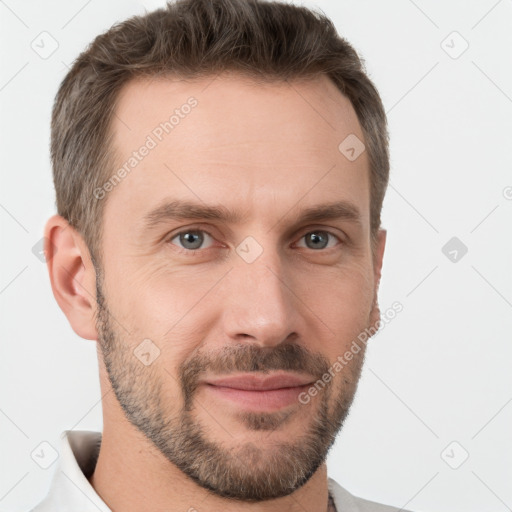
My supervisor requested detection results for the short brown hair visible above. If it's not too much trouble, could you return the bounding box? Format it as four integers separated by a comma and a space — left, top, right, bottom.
51, 0, 389, 266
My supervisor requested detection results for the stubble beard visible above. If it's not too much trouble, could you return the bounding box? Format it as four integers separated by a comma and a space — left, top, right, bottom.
94, 273, 366, 502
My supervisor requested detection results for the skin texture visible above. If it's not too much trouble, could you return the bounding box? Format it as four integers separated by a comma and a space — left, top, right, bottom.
45, 72, 386, 512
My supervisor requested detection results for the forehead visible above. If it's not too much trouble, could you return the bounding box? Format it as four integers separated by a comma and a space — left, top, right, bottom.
112, 72, 363, 152
105, 72, 370, 230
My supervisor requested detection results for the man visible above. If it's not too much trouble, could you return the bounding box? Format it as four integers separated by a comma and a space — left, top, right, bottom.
32, 0, 409, 510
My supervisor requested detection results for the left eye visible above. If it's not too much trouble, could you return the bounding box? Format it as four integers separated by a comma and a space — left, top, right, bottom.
296, 230, 340, 250
169, 230, 215, 250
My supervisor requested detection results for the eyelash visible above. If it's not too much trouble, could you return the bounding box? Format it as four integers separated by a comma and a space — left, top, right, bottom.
166, 227, 344, 254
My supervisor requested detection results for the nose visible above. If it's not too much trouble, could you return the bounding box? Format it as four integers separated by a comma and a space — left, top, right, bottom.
220, 247, 300, 348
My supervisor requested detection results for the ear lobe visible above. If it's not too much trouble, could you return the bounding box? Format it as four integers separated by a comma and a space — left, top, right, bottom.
44, 215, 99, 340
368, 228, 387, 332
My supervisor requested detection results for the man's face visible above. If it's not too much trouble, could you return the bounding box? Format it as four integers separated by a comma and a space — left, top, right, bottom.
95, 73, 384, 501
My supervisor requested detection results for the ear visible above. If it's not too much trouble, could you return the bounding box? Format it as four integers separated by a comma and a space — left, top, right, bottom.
368, 228, 387, 331
44, 214, 98, 340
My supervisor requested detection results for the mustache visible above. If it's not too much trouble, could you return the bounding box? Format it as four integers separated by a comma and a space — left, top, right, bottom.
179, 342, 330, 404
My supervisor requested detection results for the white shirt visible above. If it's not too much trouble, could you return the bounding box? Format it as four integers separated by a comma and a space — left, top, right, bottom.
28, 431, 412, 512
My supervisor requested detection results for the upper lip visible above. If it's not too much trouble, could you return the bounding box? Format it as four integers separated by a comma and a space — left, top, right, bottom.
203, 372, 316, 391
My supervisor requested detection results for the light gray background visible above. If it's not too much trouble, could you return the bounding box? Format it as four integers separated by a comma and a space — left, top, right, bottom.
1, 1, 511, 511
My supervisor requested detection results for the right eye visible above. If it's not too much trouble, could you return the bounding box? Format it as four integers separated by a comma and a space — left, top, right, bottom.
168, 229, 216, 251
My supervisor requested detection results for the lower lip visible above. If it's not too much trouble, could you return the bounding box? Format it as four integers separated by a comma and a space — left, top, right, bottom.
204, 384, 311, 411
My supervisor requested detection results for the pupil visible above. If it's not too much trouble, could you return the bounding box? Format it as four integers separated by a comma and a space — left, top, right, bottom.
306, 231, 328, 249
181, 231, 203, 249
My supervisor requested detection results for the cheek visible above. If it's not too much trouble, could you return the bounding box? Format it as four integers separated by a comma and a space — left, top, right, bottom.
300, 260, 375, 349
103, 259, 225, 357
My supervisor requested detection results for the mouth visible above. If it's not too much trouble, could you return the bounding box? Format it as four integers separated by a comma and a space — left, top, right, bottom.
201, 372, 315, 411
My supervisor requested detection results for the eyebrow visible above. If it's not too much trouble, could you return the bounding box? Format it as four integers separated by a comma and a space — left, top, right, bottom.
142, 198, 363, 231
